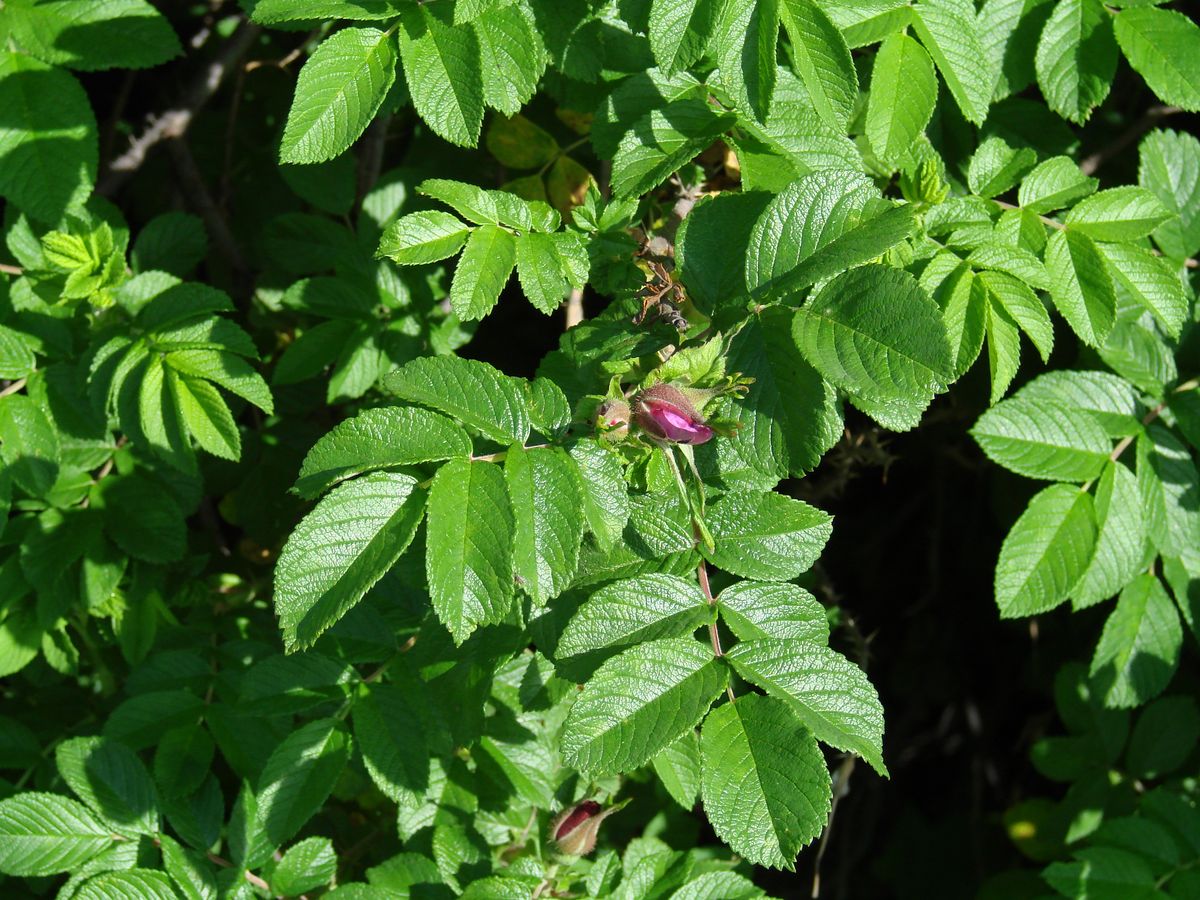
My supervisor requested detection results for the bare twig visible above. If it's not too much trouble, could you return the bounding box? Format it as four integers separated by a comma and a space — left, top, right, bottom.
99, 19, 262, 194
205, 852, 272, 892
0, 263, 22, 276
1080, 105, 1182, 176
564, 287, 585, 328
0, 378, 27, 397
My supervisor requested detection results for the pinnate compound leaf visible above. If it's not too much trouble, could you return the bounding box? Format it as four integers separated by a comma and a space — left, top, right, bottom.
558, 574, 710, 658
1045, 229, 1116, 346
727, 640, 887, 775
1034, 0, 1117, 123
865, 33, 937, 166
995, 484, 1097, 618
398, 8, 484, 147
561, 637, 727, 776
383, 356, 530, 445
1113, 7, 1200, 112
704, 490, 832, 581
5, 0, 181, 71
700, 694, 831, 870
715, 0, 779, 122
971, 397, 1111, 482
275, 472, 425, 651
911, 0, 993, 125
649, 0, 721, 74
1139, 128, 1200, 261
717, 581, 828, 643
295, 406, 472, 499
505, 445, 584, 605
55, 737, 159, 836
0, 793, 112, 876
1090, 575, 1182, 709
1064, 186, 1173, 242
779, 0, 858, 131
1018, 156, 1098, 215
164, 349, 273, 414
426, 458, 515, 644
255, 719, 352, 846
0, 52, 98, 224
378, 211, 471, 265
280, 28, 398, 165
1072, 463, 1145, 610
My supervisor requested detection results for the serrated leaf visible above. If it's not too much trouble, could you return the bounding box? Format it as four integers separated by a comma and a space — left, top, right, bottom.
934, 263, 987, 379
1113, 7, 1200, 112
561, 637, 726, 776
515, 232, 569, 314
1137, 424, 1200, 557
1072, 463, 1145, 609
649, 0, 721, 74
164, 349, 272, 414
104, 692, 205, 752
1018, 155, 1098, 215
779, 0, 857, 131
558, 574, 710, 658
972, 397, 1111, 482
505, 445, 584, 605
99, 475, 185, 565
717, 581, 828, 643
153, 726, 214, 800
251, 0, 403, 23
968, 137, 1037, 199
377, 211, 471, 265
354, 681, 430, 806
383, 356, 530, 445
295, 406, 472, 499
995, 483, 1097, 618
727, 640, 887, 775
448, 225, 516, 322
170, 372, 239, 460
569, 439, 630, 551
866, 32, 937, 166
1015, 371, 1139, 437
426, 458, 514, 644
0, 793, 112, 876
979, 270, 1054, 363
270, 836, 337, 896
472, 3, 546, 116
74, 869, 178, 900
985, 295, 1021, 404
280, 27, 397, 164
398, 8, 484, 147
0, 52, 98, 223
704, 490, 832, 580
652, 730, 702, 810
1064, 186, 1173, 242
700, 694, 831, 869
1126, 697, 1200, 780
1139, 128, 1200, 261
255, 719, 352, 845
1090, 574, 1181, 708
1043, 847, 1157, 899
6, 0, 181, 71
1045, 228, 1116, 346
1034, 0, 1117, 123
239, 654, 357, 715
611, 99, 734, 199
274, 472, 425, 650
715, 0, 779, 122
911, 0, 994, 124
55, 737, 158, 837
160, 834, 218, 900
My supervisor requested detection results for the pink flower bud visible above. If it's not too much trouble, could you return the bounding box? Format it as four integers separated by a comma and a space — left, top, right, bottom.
549, 800, 620, 857
632, 384, 714, 445
595, 399, 631, 442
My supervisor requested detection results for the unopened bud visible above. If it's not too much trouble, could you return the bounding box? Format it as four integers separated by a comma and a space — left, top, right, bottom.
595, 399, 631, 442
549, 800, 621, 857
632, 384, 713, 445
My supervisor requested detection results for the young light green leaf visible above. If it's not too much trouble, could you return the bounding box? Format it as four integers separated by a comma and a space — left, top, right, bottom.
295, 406, 472, 499
377, 211, 471, 265
558, 574, 710, 658
426, 458, 514, 644
471, 3, 546, 116
995, 483, 1097, 618
505, 445, 584, 605
274, 472, 425, 650
562, 637, 726, 777
0, 793, 112, 877
270, 836, 337, 897
383, 356, 530, 445
700, 694, 832, 869
968, 137, 1037, 199
448, 224, 516, 321
1113, 7, 1200, 112
971, 397, 1112, 482
280, 28, 398, 164
255, 719, 352, 845
1045, 228, 1117, 346
1090, 575, 1182, 709
1034, 0, 1118, 123
779, 0, 858, 131
649, 0, 721, 74
1139, 128, 1200, 261
704, 490, 832, 581
865, 33, 937, 166
55, 737, 159, 836
398, 8, 484, 147
170, 373, 239, 461
717, 581, 829, 643
1072, 463, 1145, 610
1018, 156, 1098, 215
978, 270, 1054, 363
727, 640, 887, 775
5, 0, 180, 72
911, 0, 994, 124
715, 0, 779, 122
1064, 186, 1173, 242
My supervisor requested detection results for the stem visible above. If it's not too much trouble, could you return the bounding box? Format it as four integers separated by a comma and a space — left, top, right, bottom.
564, 287, 585, 328
0, 263, 22, 275
0, 378, 27, 397
698, 559, 736, 703
205, 852, 272, 892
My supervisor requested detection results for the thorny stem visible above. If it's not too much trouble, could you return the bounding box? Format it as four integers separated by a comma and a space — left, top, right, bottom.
697, 558, 736, 703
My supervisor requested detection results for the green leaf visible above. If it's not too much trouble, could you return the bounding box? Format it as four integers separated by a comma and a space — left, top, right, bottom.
1034, 0, 1117, 123
933, 263, 987, 380
704, 490, 832, 581
1090, 575, 1181, 709
295, 406, 472, 499
104, 691, 205, 752
911, 0, 994, 124
99, 475, 186, 564
131, 212, 207, 276
1072, 463, 1145, 609
985, 296, 1021, 404
569, 439, 631, 551
0, 52, 97, 223
1015, 370, 1139, 437
426, 458, 515, 644
6, 0, 180, 71
1114, 7, 1200, 112
717, 581, 828, 643
449, 224, 516, 321
1045, 228, 1116, 346
792, 265, 952, 428
270, 837, 337, 897
558, 574, 710, 658
779, 0, 857, 131
671, 872, 764, 900
1064, 186, 1173, 242
153, 726, 214, 800
700, 694, 831, 869
1126, 697, 1200, 779
255, 719, 352, 845
421, 178, 558, 231
652, 730, 702, 810
274, 472, 425, 650
967, 137, 1037, 199
1139, 128, 1200, 261
377, 211, 471, 265
170, 372, 240, 461
515, 232, 569, 315
55, 737, 158, 836
611, 99, 734, 199
727, 640, 887, 775
562, 637, 726, 777
995, 483, 1097, 618
471, 3, 546, 116
354, 681, 430, 806
1137, 424, 1200, 557
383, 356, 531, 445
239, 654, 357, 715
251, 0, 403, 23
1097, 241, 1188, 338
979, 270, 1054, 363
505, 445, 584, 606
865, 32, 938, 166
74, 869, 179, 900
280, 27, 398, 165
1018, 155, 1098, 215
160, 835, 218, 900
715, 0, 779, 122
0, 792, 112, 876
971, 397, 1111, 482
1043, 847, 1157, 900
649, 0, 721, 74
0, 393, 61, 497
398, 8, 484, 147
